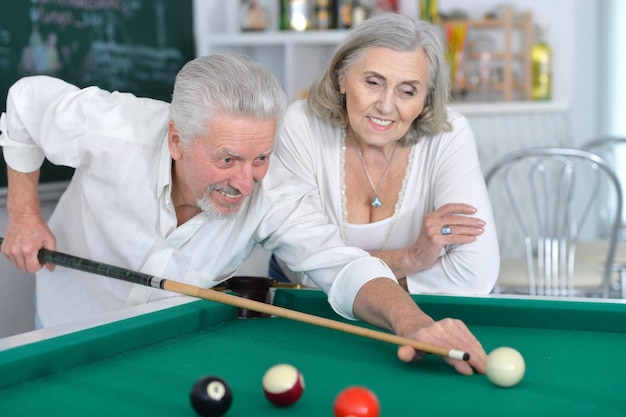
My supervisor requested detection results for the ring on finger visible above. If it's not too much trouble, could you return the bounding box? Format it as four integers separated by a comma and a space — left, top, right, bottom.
441, 226, 452, 235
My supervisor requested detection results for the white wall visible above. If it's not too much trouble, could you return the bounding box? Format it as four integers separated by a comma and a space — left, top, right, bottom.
599, 0, 626, 136
571, 0, 600, 145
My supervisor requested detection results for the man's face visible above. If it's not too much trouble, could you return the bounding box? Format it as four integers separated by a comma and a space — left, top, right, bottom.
169, 112, 276, 219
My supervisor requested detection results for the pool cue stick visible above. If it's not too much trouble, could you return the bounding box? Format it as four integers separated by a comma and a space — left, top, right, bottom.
1, 238, 468, 361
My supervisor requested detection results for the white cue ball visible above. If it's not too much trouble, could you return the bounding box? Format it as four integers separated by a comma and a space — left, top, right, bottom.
486, 347, 526, 388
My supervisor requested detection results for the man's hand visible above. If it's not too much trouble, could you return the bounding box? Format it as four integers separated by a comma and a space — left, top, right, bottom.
396, 317, 487, 376
353, 277, 487, 376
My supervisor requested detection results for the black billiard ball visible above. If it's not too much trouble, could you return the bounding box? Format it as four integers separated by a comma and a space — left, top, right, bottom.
190, 376, 233, 417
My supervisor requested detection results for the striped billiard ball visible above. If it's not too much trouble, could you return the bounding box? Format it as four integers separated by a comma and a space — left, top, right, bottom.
262, 363, 305, 407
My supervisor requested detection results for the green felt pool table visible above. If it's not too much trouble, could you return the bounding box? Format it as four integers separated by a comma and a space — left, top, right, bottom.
0, 289, 625, 416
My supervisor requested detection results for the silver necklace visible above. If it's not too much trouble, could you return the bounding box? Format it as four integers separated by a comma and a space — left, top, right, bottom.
355, 142, 398, 207
340, 129, 414, 249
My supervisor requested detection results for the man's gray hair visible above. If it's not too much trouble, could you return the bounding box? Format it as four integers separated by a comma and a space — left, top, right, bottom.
169, 53, 287, 145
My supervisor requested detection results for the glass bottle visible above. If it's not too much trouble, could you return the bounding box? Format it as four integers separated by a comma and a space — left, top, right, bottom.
335, 0, 353, 29
280, 0, 290, 30
288, 0, 310, 31
315, 0, 332, 30
239, 0, 267, 31
280, 0, 311, 31
531, 22, 552, 100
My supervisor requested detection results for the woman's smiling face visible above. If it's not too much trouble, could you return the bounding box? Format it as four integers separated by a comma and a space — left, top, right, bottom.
340, 46, 430, 147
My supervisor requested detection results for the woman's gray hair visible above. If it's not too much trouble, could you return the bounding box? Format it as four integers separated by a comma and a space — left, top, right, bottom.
169, 53, 287, 146
308, 12, 451, 145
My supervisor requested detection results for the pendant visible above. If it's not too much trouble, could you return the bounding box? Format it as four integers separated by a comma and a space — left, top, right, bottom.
371, 196, 382, 207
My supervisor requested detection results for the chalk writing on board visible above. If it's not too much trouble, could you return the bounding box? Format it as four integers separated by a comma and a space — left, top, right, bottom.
0, 0, 194, 185
11, 0, 190, 97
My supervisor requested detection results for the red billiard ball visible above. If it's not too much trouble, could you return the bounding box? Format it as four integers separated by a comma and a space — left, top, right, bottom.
190, 376, 233, 417
333, 386, 380, 417
262, 363, 305, 407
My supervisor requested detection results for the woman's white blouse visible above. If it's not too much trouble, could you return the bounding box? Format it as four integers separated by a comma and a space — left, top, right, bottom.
275, 100, 500, 294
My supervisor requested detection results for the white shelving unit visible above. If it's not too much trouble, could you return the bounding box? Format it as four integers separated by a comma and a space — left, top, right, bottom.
195, 0, 349, 101
193, 0, 568, 110
198, 30, 348, 101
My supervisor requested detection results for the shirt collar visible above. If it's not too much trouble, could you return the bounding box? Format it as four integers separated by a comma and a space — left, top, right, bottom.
157, 132, 172, 203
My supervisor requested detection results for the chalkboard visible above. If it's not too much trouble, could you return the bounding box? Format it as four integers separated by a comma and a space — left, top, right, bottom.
0, 0, 195, 186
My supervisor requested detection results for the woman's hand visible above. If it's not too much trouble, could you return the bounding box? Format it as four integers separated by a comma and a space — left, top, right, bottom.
408, 203, 485, 271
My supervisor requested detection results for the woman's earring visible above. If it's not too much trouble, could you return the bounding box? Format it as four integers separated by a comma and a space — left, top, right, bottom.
340, 93, 346, 108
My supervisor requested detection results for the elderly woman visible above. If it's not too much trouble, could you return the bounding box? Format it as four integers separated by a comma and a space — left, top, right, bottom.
270, 12, 499, 294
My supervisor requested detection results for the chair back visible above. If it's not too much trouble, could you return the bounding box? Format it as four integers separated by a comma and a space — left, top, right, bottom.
582, 137, 626, 239
582, 137, 626, 298
485, 147, 623, 297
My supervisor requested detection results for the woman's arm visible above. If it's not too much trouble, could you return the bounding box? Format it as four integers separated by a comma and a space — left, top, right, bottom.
371, 202, 486, 278
374, 116, 499, 295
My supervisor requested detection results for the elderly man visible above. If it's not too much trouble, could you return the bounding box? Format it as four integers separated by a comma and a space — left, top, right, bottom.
0, 53, 486, 375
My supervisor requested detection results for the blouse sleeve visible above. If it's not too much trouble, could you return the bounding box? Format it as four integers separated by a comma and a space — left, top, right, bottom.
274, 100, 345, 227
274, 100, 321, 187
404, 114, 500, 295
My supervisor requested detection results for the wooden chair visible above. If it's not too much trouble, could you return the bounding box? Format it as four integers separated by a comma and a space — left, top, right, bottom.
485, 147, 623, 298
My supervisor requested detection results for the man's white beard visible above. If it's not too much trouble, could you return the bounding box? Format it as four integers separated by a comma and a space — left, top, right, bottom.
197, 185, 250, 220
